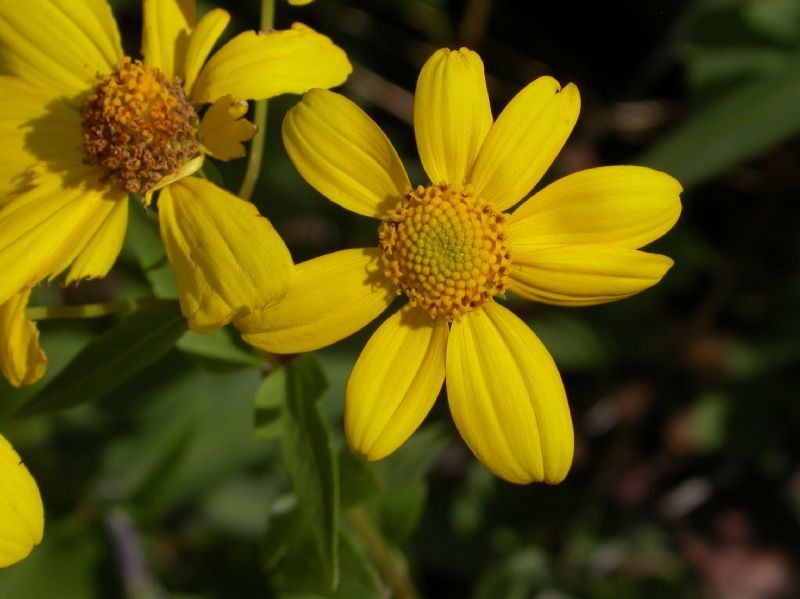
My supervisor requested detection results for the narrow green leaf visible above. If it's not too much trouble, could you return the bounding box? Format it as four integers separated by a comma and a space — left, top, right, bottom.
281, 354, 339, 590
253, 367, 287, 438
177, 328, 262, 368
15, 309, 186, 418
640, 54, 800, 188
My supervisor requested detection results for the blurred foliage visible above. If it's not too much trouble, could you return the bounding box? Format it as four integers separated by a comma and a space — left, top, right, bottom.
2, 0, 800, 597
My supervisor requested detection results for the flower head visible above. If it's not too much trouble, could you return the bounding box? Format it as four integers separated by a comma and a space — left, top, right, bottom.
0, 0, 353, 382
239, 47, 681, 484
0, 434, 43, 567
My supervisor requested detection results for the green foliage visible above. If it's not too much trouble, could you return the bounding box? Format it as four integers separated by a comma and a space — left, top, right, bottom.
15, 309, 186, 418
278, 354, 339, 591
641, 55, 800, 187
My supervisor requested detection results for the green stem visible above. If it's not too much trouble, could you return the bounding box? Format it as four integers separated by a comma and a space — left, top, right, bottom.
346, 507, 419, 599
25, 298, 179, 321
238, 0, 276, 201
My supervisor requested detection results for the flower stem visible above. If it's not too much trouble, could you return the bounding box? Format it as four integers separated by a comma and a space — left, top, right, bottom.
238, 0, 276, 201
25, 298, 179, 321
346, 507, 420, 599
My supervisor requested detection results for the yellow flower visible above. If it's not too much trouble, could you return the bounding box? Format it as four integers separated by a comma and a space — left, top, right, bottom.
237, 48, 682, 484
0, 0, 352, 339
0, 434, 44, 567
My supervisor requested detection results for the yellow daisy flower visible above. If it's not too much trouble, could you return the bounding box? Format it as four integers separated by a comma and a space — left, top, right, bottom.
237, 48, 682, 484
0, 434, 43, 567
0, 0, 352, 339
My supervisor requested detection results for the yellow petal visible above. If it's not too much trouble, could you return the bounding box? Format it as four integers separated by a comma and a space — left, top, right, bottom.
66, 192, 128, 284
191, 23, 352, 104
237, 248, 395, 353
510, 166, 682, 250
470, 77, 580, 212
0, 289, 47, 388
158, 177, 294, 333
509, 245, 674, 306
0, 77, 63, 199
0, 434, 43, 567
0, 76, 88, 201
143, 155, 204, 207
198, 96, 257, 161
283, 89, 409, 218
141, 0, 196, 81
0, 0, 122, 96
346, 306, 448, 460
183, 8, 230, 95
0, 174, 118, 306
414, 48, 492, 190
287, 0, 314, 5
447, 302, 573, 484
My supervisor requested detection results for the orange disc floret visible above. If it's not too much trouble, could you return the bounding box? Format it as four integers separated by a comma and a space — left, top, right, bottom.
378, 183, 512, 319
81, 58, 200, 193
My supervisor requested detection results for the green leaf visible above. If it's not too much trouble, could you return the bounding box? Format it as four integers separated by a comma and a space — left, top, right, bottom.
15, 309, 186, 418
640, 54, 800, 188
472, 547, 551, 599
253, 367, 287, 438
281, 354, 339, 590
339, 448, 380, 508
125, 196, 177, 298
264, 503, 383, 599
0, 523, 104, 599
366, 423, 450, 545
99, 362, 270, 519
177, 327, 263, 368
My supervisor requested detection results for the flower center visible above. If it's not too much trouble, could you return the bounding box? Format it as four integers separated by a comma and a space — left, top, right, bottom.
379, 183, 512, 320
80, 58, 200, 193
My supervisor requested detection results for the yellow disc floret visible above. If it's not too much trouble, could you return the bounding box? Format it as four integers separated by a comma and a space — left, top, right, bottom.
81, 58, 200, 193
379, 183, 512, 320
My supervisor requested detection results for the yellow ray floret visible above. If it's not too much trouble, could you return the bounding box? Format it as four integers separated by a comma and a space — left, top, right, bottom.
0, 435, 44, 567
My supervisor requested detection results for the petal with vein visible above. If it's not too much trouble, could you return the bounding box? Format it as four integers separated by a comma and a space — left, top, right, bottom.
141, 0, 196, 80
158, 177, 294, 333
470, 77, 580, 212
447, 302, 573, 484
237, 248, 395, 354
183, 8, 230, 95
414, 48, 492, 190
0, 0, 122, 96
510, 166, 682, 250
199, 96, 257, 161
0, 434, 44, 567
0, 289, 47, 388
0, 77, 83, 199
66, 192, 128, 284
0, 173, 117, 306
283, 89, 409, 218
346, 306, 448, 460
509, 245, 674, 306
191, 23, 352, 104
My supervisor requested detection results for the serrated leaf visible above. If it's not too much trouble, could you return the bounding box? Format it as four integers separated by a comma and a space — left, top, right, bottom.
254, 367, 287, 438
281, 354, 339, 590
15, 309, 186, 418
640, 54, 800, 188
